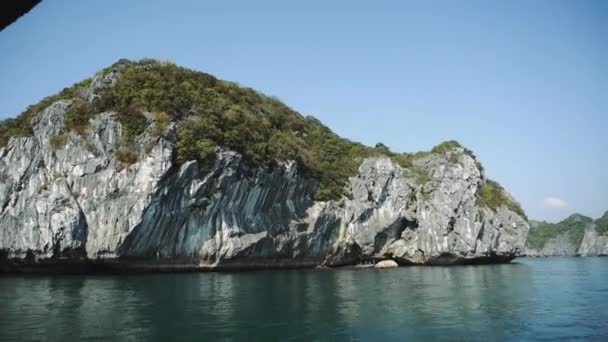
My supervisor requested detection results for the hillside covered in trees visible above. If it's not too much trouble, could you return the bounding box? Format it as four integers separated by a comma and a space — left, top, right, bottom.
0, 59, 525, 217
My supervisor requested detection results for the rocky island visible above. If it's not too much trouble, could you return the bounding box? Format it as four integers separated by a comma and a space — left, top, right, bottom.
0, 59, 530, 273
525, 212, 608, 257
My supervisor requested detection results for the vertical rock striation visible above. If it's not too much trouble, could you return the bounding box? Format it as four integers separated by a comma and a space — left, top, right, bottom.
525, 214, 608, 257
0, 62, 530, 272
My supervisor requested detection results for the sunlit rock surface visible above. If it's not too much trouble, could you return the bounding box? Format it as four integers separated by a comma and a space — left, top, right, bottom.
0, 74, 530, 272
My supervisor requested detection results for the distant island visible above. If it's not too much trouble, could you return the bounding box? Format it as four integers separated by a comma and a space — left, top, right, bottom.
0, 59, 530, 272
525, 212, 608, 256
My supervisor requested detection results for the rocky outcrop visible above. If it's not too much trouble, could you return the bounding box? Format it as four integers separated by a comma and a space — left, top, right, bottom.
524, 214, 608, 257
524, 234, 579, 257
0, 69, 530, 273
374, 260, 398, 268
578, 227, 608, 256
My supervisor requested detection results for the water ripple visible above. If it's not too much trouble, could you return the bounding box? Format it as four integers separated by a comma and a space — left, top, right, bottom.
0, 258, 607, 341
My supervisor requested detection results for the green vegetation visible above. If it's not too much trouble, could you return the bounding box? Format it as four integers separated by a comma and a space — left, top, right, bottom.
390, 151, 431, 169
91, 59, 380, 200
0, 59, 517, 204
151, 111, 170, 136
0, 117, 32, 147
374, 143, 391, 154
298, 123, 373, 201
115, 145, 138, 165
415, 170, 432, 185
64, 99, 96, 135
49, 133, 69, 150
431, 140, 462, 154
527, 211, 608, 249
402, 167, 432, 185
596, 211, 608, 234
448, 153, 459, 164
431, 139, 477, 161
527, 214, 593, 249
116, 105, 147, 142
0, 78, 92, 146
477, 180, 527, 220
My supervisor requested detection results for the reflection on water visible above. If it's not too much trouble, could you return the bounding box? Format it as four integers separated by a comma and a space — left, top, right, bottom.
1, 258, 607, 341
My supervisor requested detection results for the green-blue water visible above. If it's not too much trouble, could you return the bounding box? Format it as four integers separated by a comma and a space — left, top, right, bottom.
0, 258, 606, 341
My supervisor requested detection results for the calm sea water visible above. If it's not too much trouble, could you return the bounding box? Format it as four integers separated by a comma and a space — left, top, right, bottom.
0, 258, 606, 341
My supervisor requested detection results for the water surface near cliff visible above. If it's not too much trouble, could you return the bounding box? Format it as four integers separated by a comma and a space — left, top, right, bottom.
1, 258, 606, 341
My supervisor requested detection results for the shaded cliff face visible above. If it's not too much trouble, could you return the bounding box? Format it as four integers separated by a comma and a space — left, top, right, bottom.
525, 214, 608, 257
0, 60, 529, 270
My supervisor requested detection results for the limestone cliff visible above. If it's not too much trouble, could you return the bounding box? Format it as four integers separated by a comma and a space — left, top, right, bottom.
0, 60, 529, 272
525, 214, 608, 257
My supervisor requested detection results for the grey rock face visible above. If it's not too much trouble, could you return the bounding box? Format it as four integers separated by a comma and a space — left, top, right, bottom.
0, 81, 529, 270
578, 227, 608, 256
524, 234, 579, 257
524, 218, 608, 257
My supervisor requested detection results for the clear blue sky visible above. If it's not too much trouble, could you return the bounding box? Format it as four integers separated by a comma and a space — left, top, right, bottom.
1, 0, 606, 222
